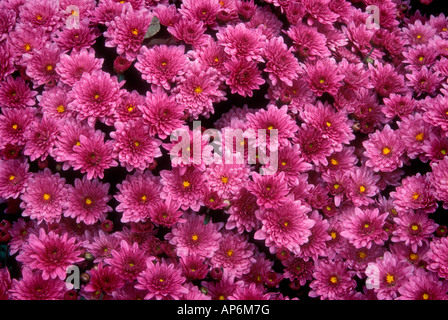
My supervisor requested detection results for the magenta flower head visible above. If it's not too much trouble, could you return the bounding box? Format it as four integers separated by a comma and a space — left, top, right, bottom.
135, 44, 188, 90
136, 260, 188, 300
0, 159, 31, 200
18, 0, 62, 32
0, 76, 37, 109
56, 49, 104, 86
430, 157, 448, 208
247, 172, 289, 209
104, 240, 148, 281
363, 124, 406, 173
104, 7, 153, 61
254, 197, 315, 255
305, 58, 345, 97
425, 236, 448, 280
23, 43, 61, 88
20, 168, 69, 224
16, 228, 83, 280
397, 268, 448, 300
68, 70, 124, 127
224, 57, 265, 97
339, 207, 389, 249
178, 0, 220, 29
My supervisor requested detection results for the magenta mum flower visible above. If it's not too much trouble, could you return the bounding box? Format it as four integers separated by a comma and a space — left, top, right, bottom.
18, 0, 61, 32
83, 263, 124, 299
9, 268, 66, 300
23, 43, 61, 88
397, 268, 448, 300
54, 19, 100, 53
135, 44, 188, 90
224, 57, 265, 97
254, 198, 315, 255
64, 175, 112, 225
37, 85, 73, 120
178, 0, 220, 29
340, 207, 389, 249
165, 213, 223, 259
20, 169, 69, 224
429, 157, 448, 208
305, 58, 345, 97
136, 260, 188, 300
167, 18, 209, 48
226, 187, 260, 234
0, 159, 31, 199
56, 49, 104, 86
247, 171, 289, 209
286, 23, 330, 60
104, 240, 148, 281
23, 116, 61, 162
0, 76, 37, 108
16, 228, 83, 280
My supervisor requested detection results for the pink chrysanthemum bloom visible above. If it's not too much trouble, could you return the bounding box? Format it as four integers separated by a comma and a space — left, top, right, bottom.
136, 260, 188, 300
178, 0, 220, 29
382, 93, 416, 120
425, 236, 448, 279
20, 169, 69, 224
160, 166, 206, 212
321, 170, 350, 207
167, 18, 210, 48
211, 232, 256, 278
0, 5, 15, 42
397, 113, 432, 160
293, 124, 334, 166
228, 282, 270, 300
69, 130, 118, 180
339, 207, 389, 249
224, 57, 265, 97
403, 19, 437, 46
0, 42, 14, 81
368, 62, 407, 97
301, 0, 339, 26
362, 124, 405, 173
83, 263, 124, 299
421, 95, 448, 135
9, 268, 66, 300
135, 44, 188, 90
205, 163, 250, 199
104, 240, 148, 281
341, 243, 385, 278
308, 259, 356, 300
56, 49, 104, 86
52, 119, 95, 170
110, 120, 162, 172
297, 210, 332, 261
300, 101, 354, 152
392, 211, 438, 253
226, 187, 260, 234
16, 228, 83, 280
406, 67, 442, 96
346, 166, 380, 207
0, 76, 37, 108
91, 0, 129, 25
18, 0, 61, 32
115, 171, 162, 223
113, 89, 145, 123
403, 44, 439, 71
217, 22, 266, 63
397, 268, 448, 300
165, 213, 223, 259
254, 198, 314, 255
0, 267, 11, 300
8, 219, 37, 256
0, 159, 31, 199
285, 23, 330, 60
54, 19, 100, 53
390, 173, 437, 215
305, 58, 345, 97
23, 116, 61, 162
104, 8, 153, 61
0, 107, 35, 148
153, 4, 180, 27
37, 85, 73, 120
422, 133, 448, 163
338, 58, 372, 91
246, 104, 298, 149
64, 176, 112, 225
245, 5, 282, 40
246, 172, 289, 209
267, 78, 315, 114
68, 70, 124, 127
180, 254, 210, 281
263, 145, 312, 187
189, 38, 228, 80
282, 256, 314, 286
23, 43, 61, 88
429, 157, 448, 208
174, 62, 226, 119
8, 24, 48, 64
150, 197, 185, 228
84, 230, 120, 263
367, 251, 415, 300
140, 87, 185, 139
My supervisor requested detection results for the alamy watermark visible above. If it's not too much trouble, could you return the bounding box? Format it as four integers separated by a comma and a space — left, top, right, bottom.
169, 121, 279, 175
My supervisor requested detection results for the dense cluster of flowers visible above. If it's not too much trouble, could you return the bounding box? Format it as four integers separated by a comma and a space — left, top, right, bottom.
0, 0, 448, 301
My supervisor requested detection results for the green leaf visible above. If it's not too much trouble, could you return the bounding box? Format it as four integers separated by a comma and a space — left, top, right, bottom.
203, 214, 210, 225
144, 16, 160, 40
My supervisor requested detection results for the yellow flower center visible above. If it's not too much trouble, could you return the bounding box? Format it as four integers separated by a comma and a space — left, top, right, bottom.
281, 161, 286, 166
94, 94, 100, 99
359, 251, 367, 259
226, 249, 233, 257
75, 141, 81, 146
326, 122, 331, 127
214, 57, 219, 62
36, 15, 43, 20
127, 105, 135, 112
46, 65, 53, 71
364, 223, 370, 229
416, 132, 424, 141
9, 175, 15, 181
409, 253, 418, 260
267, 125, 274, 130
441, 149, 447, 155
85, 198, 92, 205
330, 232, 337, 239
416, 34, 422, 39
12, 124, 18, 130
412, 192, 420, 200
330, 158, 338, 165
319, 79, 325, 84
57, 105, 65, 113
221, 176, 228, 184
183, 180, 190, 188
141, 195, 147, 202
43, 193, 51, 201
159, 278, 164, 282
386, 273, 395, 284
330, 276, 338, 284
411, 224, 419, 231
333, 184, 340, 190
134, 141, 140, 147
422, 293, 429, 300
382, 147, 391, 155
219, 295, 225, 300
131, 28, 139, 35
129, 263, 135, 267
194, 86, 203, 94
359, 185, 366, 193
24, 43, 31, 51
191, 234, 198, 241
